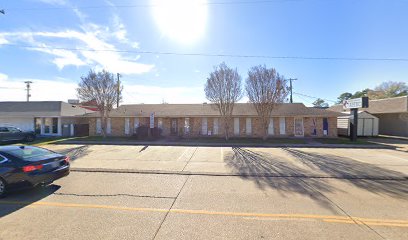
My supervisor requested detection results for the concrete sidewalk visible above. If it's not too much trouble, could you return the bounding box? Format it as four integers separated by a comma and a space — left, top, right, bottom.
57, 139, 396, 149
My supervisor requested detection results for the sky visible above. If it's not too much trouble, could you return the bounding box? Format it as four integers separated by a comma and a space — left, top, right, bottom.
0, 0, 407, 106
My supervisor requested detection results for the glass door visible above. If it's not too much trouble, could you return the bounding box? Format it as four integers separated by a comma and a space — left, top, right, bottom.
294, 117, 304, 136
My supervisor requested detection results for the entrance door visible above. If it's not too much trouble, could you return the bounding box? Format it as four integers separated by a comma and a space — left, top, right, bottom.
294, 117, 304, 136
171, 118, 178, 135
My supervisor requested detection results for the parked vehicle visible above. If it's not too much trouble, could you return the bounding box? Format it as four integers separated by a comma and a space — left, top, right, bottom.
0, 145, 70, 197
0, 126, 36, 143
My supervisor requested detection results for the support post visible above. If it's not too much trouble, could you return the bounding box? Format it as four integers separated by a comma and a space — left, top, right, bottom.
351, 108, 358, 142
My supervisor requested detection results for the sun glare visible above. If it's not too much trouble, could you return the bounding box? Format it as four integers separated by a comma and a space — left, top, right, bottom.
151, 0, 208, 44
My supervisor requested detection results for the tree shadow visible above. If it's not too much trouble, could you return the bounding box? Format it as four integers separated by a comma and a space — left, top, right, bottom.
57, 145, 90, 161
282, 148, 408, 198
0, 184, 61, 218
224, 147, 339, 211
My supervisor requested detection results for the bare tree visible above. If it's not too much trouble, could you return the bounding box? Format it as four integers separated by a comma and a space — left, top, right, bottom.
205, 62, 243, 140
246, 65, 289, 140
77, 69, 122, 137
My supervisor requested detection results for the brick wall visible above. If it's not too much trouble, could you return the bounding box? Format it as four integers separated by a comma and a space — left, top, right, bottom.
87, 116, 338, 138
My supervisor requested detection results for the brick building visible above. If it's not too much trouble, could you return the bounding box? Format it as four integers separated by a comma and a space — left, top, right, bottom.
85, 103, 341, 138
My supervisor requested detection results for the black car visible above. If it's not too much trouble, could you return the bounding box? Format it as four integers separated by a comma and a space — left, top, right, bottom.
0, 126, 36, 143
0, 145, 70, 197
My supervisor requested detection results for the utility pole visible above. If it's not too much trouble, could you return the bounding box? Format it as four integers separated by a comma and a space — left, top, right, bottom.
287, 78, 297, 103
116, 73, 121, 108
24, 81, 33, 102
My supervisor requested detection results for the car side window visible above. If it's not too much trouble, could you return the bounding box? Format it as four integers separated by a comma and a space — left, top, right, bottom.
0, 127, 9, 133
8, 127, 20, 133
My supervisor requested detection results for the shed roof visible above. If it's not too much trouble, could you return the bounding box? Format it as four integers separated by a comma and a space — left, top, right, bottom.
85, 103, 342, 117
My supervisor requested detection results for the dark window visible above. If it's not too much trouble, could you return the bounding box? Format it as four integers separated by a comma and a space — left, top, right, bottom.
8, 127, 21, 133
0, 155, 6, 162
0, 127, 9, 133
4, 147, 57, 161
34, 118, 42, 134
52, 118, 58, 134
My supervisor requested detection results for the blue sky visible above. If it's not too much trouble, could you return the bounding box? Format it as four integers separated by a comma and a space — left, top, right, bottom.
0, 0, 407, 105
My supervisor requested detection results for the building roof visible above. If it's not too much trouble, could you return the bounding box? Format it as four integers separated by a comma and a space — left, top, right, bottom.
0, 101, 94, 117
328, 96, 408, 114
85, 103, 342, 117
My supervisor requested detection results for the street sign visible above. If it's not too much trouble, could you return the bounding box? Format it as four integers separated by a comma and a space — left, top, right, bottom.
343, 97, 369, 109
150, 112, 155, 128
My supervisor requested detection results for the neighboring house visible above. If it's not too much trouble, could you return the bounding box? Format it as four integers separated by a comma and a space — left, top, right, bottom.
85, 103, 341, 138
0, 101, 94, 136
328, 96, 408, 137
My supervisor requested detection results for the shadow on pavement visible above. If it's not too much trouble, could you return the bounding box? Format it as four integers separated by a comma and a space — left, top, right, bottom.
0, 184, 61, 218
282, 148, 408, 198
225, 147, 338, 211
57, 146, 90, 161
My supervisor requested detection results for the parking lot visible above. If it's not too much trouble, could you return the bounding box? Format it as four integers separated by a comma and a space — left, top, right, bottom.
1, 144, 408, 239
44, 144, 408, 178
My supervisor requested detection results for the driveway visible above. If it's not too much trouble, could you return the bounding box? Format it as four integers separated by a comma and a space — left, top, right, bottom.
44, 144, 408, 179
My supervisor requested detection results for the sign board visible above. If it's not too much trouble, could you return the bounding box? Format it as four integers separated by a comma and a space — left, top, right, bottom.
150, 112, 155, 128
343, 97, 369, 109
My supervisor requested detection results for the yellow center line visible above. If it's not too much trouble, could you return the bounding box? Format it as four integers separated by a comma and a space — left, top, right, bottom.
1, 200, 407, 228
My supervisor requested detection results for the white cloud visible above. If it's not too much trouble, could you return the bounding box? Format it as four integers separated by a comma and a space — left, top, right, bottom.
0, 5, 153, 74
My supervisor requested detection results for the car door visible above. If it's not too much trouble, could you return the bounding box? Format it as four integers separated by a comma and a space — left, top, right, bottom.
0, 127, 11, 142
7, 127, 25, 141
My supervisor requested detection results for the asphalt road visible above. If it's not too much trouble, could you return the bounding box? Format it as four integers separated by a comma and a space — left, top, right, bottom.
1, 171, 408, 240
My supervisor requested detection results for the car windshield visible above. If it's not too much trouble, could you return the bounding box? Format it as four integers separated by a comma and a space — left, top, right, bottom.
5, 147, 57, 161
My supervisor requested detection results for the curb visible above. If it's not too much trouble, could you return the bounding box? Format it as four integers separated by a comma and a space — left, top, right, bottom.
70, 168, 408, 180
56, 141, 396, 149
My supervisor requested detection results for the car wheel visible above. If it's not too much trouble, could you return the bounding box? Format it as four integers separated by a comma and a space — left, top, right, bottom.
0, 178, 6, 198
25, 135, 35, 142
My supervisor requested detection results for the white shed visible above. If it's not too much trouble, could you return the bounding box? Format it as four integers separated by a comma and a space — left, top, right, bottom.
337, 111, 379, 137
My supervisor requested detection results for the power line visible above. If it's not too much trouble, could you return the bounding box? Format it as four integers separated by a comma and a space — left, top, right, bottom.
293, 92, 337, 103
5, 0, 302, 11
4, 43, 408, 62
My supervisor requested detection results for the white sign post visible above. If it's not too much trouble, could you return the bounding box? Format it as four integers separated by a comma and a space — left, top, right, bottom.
150, 112, 155, 129
342, 97, 369, 141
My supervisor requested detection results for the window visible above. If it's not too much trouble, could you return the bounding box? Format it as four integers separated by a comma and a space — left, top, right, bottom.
0, 127, 9, 133
34, 118, 42, 134
134, 118, 140, 133
311, 118, 317, 136
323, 118, 329, 136
158, 118, 163, 129
234, 118, 240, 136
279, 117, 286, 135
44, 117, 58, 134
201, 117, 208, 135
96, 118, 102, 134
294, 117, 304, 136
246, 118, 252, 135
4, 146, 56, 162
213, 118, 219, 135
8, 127, 21, 133
184, 118, 190, 134
106, 118, 112, 134
125, 118, 130, 135
268, 118, 274, 135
